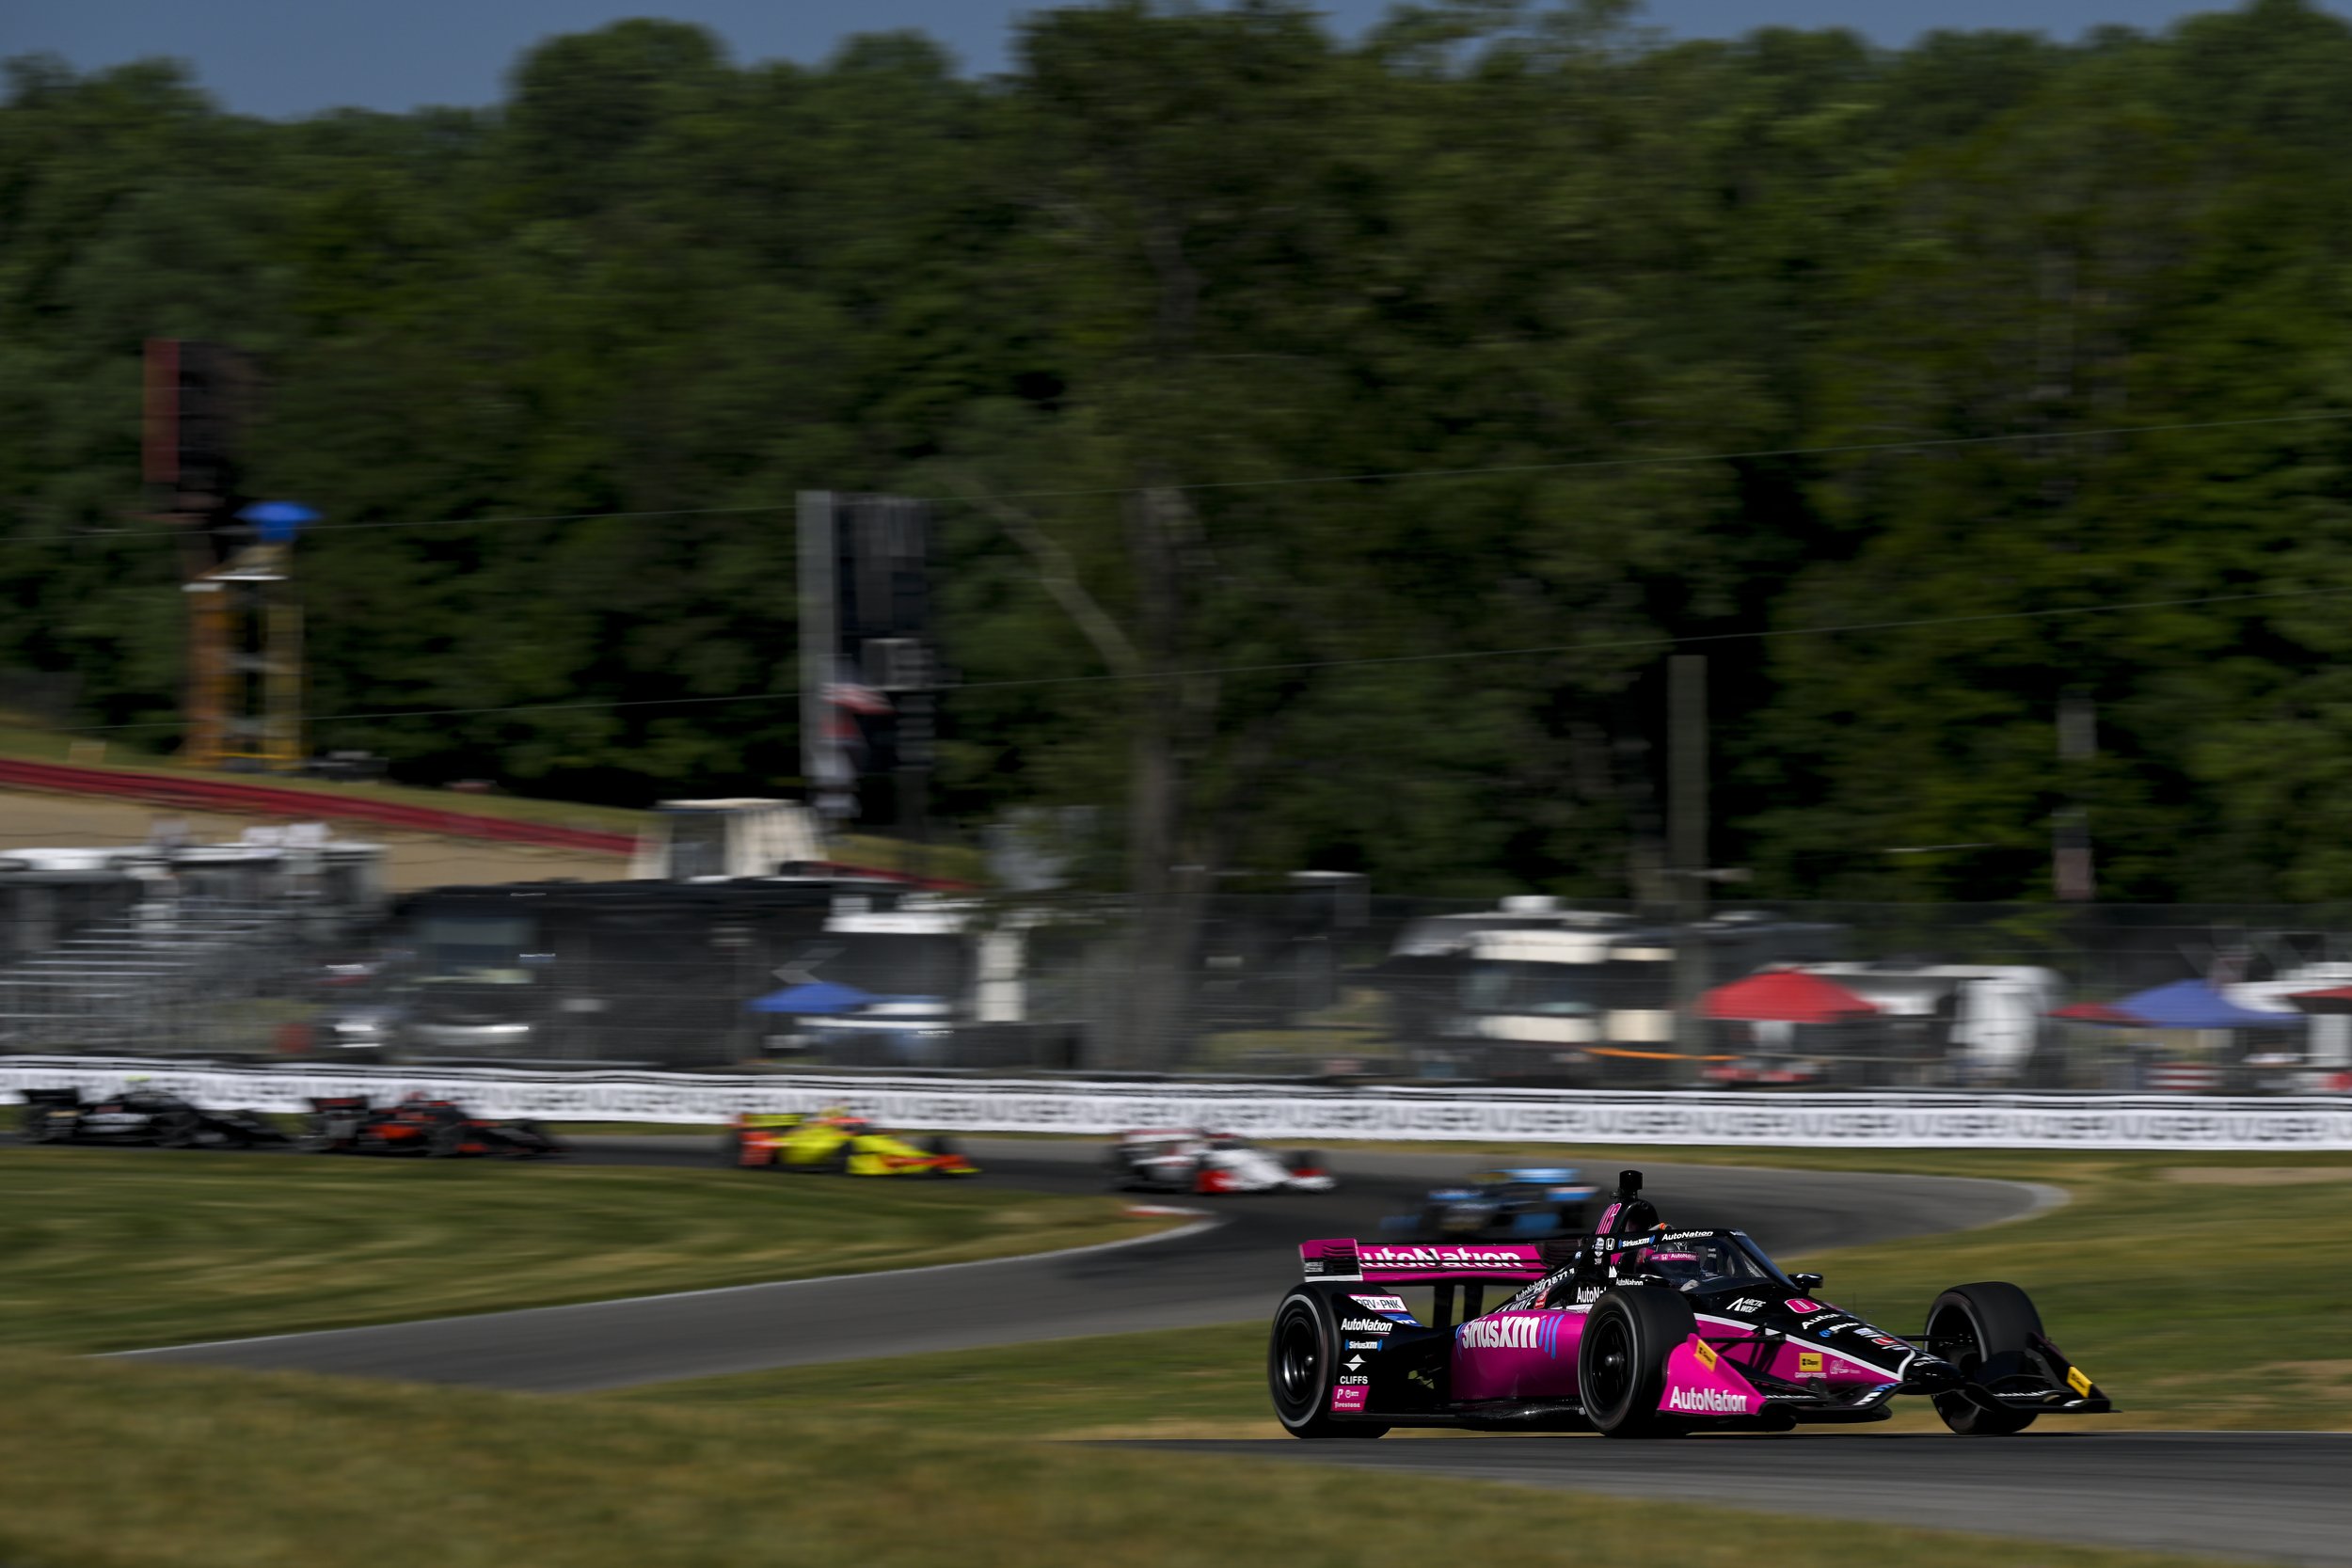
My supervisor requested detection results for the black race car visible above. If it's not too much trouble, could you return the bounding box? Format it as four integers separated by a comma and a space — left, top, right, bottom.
18, 1085, 286, 1149
1385, 1166, 1600, 1241
1271, 1168, 2112, 1439
297, 1094, 568, 1159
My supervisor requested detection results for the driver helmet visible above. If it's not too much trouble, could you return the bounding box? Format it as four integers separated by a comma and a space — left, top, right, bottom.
1606, 1197, 1661, 1236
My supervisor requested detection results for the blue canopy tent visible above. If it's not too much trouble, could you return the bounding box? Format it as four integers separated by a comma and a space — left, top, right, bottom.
2104, 979, 2307, 1030
744, 980, 876, 1016
237, 499, 319, 544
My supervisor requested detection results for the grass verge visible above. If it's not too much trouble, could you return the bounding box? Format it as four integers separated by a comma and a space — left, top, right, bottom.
0, 1351, 2240, 1568
0, 1148, 1164, 1352
622, 1147, 2352, 1433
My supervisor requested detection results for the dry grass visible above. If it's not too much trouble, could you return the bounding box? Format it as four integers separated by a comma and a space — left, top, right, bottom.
0, 1351, 2246, 1568
0, 1148, 1165, 1353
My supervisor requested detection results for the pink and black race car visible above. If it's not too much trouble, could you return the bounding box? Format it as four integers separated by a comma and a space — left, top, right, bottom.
1269, 1168, 2111, 1439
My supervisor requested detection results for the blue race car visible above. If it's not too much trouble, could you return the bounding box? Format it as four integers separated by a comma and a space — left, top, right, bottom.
1386, 1166, 1600, 1241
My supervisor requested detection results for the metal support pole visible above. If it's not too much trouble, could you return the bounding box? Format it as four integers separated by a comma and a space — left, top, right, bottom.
1670, 655, 1709, 1080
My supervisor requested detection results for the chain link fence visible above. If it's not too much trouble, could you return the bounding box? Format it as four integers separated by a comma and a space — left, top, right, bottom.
4, 874, 2348, 1093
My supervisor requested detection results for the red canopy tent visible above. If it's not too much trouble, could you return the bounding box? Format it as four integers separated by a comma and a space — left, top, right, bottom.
2287, 985, 2352, 1016
1699, 969, 1881, 1025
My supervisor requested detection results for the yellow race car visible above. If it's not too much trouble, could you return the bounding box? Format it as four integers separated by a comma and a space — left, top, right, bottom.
723, 1109, 978, 1178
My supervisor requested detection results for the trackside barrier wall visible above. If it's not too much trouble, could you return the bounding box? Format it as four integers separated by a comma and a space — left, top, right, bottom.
3, 1055, 2350, 1148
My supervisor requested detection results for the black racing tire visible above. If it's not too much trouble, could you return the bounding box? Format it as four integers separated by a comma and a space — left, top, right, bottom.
1284, 1148, 1324, 1176
824, 1139, 854, 1177
1266, 1288, 1389, 1440
1579, 1286, 1695, 1438
22, 1106, 67, 1145
295, 1116, 340, 1154
719, 1130, 748, 1167
1928, 1281, 2043, 1435
426, 1120, 469, 1158
153, 1110, 202, 1149
1106, 1151, 1136, 1191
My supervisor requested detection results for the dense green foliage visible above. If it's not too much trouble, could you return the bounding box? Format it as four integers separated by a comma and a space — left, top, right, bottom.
7, 0, 2352, 901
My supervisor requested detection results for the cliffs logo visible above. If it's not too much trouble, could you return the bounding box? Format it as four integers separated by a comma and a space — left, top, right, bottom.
1455, 1313, 1565, 1356
1666, 1386, 1750, 1415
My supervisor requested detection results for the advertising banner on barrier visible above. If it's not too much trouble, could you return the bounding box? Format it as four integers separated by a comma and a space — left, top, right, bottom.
4, 1055, 2351, 1148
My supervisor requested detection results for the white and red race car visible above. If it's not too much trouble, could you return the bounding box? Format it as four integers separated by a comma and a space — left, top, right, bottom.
1107, 1129, 1336, 1195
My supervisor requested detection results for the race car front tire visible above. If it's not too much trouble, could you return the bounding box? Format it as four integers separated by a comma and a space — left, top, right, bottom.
1267, 1288, 1388, 1440
1580, 1286, 1695, 1438
153, 1110, 202, 1149
1927, 1282, 2042, 1435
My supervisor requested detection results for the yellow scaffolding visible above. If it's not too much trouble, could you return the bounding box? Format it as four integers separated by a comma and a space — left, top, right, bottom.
181, 539, 301, 772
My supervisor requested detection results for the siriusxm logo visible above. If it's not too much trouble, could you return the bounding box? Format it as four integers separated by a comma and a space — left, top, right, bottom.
1666, 1386, 1749, 1414
1455, 1314, 1565, 1356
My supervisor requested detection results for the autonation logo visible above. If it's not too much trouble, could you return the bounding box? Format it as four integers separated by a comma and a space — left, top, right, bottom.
1666, 1386, 1749, 1415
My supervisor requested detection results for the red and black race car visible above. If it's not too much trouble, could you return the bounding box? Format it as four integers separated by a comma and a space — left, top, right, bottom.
1269, 1168, 2111, 1439
296, 1094, 567, 1159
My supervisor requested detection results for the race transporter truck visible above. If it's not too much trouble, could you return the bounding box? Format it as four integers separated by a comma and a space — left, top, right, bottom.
1268, 1170, 2111, 1439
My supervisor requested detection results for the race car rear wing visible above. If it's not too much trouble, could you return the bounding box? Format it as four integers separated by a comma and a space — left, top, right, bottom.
1301, 1237, 1558, 1285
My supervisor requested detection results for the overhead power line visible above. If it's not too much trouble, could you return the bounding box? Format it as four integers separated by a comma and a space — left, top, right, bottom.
16, 408, 2352, 546
51, 580, 2352, 735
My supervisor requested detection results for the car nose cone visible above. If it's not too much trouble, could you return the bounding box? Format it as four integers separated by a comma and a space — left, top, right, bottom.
1900, 1358, 1963, 1394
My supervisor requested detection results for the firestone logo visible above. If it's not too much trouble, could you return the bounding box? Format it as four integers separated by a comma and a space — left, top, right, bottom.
1667, 1386, 1750, 1414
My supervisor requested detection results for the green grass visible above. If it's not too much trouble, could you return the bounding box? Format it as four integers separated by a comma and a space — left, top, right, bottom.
623, 1147, 2352, 1434
0, 1148, 1163, 1353
0, 1350, 2243, 1568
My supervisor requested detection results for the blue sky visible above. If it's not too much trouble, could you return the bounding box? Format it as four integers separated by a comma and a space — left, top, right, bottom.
1, 0, 2323, 119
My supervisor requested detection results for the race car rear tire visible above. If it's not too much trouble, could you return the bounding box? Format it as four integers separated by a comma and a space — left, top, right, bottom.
154, 1110, 202, 1149
22, 1107, 67, 1144
1928, 1281, 2042, 1435
1580, 1287, 1695, 1438
1267, 1288, 1388, 1440
426, 1121, 469, 1158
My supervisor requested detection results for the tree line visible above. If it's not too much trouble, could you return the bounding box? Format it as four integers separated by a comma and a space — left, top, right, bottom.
6, 0, 2352, 904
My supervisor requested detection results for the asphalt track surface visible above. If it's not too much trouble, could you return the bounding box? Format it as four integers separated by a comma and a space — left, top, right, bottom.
84, 1137, 2352, 1560
1136, 1433, 2352, 1567
125, 1138, 2047, 1392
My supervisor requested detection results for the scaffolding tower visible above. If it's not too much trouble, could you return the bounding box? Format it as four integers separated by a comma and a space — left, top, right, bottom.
144, 340, 308, 770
